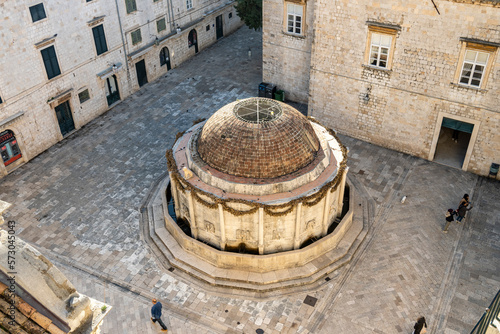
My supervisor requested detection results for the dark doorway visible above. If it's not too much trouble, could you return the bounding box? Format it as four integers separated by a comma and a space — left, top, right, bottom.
105, 75, 120, 106
54, 101, 75, 137
0, 130, 22, 167
433, 118, 473, 169
159, 47, 171, 70
188, 29, 198, 53
135, 59, 148, 87
216, 15, 223, 40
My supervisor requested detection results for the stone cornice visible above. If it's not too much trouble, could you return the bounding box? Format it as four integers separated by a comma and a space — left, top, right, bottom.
443, 0, 500, 7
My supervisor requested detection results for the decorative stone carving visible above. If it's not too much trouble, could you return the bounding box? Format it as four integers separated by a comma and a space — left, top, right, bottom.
272, 229, 282, 240
204, 221, 215, 233
236, 229, 251, 241
306, 219, 315, 230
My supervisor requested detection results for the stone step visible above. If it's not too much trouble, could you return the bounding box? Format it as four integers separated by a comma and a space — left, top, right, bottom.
143, 177, 371, 294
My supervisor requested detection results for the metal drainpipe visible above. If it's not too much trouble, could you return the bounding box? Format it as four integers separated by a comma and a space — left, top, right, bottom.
113, 0, 130, 76
168, 0, 176, 31
164, 0, 173, 32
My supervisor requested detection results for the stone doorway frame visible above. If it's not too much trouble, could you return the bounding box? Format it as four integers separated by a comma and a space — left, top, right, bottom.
428, 112, 481, 171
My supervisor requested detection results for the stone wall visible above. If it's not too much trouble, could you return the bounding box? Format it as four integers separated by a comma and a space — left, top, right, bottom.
262, 0, 314, 103
0, 0, 242, 177
263, 0, 500, 177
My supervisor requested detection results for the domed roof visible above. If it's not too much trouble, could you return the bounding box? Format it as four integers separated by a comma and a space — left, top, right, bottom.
197, 98, 321, 179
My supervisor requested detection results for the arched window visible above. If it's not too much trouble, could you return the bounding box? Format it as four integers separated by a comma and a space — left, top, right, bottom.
188, 29, 198, 53
159, 47, 171, 70
0, 130, 22, 166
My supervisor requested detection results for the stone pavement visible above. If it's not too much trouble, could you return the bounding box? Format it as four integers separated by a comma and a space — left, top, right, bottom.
1, 26, 499, 334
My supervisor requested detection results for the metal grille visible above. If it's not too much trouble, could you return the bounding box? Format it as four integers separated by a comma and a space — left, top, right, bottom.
234, 98, 282, 123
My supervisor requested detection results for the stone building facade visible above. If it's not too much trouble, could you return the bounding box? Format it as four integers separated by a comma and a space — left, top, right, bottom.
263, 0, 500, 177
0, 0, 242, 177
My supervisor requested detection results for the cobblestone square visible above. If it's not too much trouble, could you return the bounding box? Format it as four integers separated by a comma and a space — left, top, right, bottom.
0, 27, 499, 334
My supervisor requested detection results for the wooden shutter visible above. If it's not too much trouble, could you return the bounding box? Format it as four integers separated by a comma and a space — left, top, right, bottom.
29, 4, 47, 22
41, 46, 61, 79
92, 25, 108, 55
125, 0, 137, 13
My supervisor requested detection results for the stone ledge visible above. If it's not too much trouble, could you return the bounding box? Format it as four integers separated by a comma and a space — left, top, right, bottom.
143, 174, 372, 293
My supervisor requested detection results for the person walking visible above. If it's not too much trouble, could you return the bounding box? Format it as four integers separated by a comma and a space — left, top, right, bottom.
443, 208, 456, 233
151, 298, 168, 332
456, 193, 473, 223
412, 316, 427, 334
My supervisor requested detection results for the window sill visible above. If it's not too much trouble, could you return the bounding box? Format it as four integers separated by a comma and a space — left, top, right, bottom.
361, 64, 392, 72
281, 31, 306, 39
449, 82, 487, 93
31, 18, 48, 25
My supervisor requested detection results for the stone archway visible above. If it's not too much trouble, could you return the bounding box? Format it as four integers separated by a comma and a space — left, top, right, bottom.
188, 29, 198, 53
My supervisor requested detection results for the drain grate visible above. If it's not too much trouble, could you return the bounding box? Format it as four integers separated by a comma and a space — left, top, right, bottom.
303, 295, 318, 307
256, 329, 264, 334
168, 267, 175, 272
325, 277, 331, 281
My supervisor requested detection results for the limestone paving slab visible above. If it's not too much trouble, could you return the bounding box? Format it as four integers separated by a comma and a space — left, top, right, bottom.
0, 26, 499, 334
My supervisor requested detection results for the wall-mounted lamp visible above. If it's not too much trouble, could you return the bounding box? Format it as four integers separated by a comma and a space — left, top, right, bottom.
363, 86, 371, 103
248, 48, 252, 58
155, 37, 159, 46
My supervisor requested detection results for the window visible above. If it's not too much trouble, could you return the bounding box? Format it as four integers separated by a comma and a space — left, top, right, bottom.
286, 3, 303, 35
41, 46, 61, 79
0, 96, 2, 104
229, 12, 232, 19
159, 47, 170, 67
364, 24, 399, 70
131, 29, 142, 45
206, 25, 210, 31
157, 18, 166, 33
29, 3, 46, 22
125, 0, 137, 13
186, 0, 192, 10
0, 130, 22, 167
369, 33, 392, 68
454, 40, 497, 89
92, 24, 108, 55
78, 89, 90, 103
459, 50, 489, 87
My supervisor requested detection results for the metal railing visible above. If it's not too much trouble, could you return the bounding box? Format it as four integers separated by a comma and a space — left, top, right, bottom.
470, 289, 500, 334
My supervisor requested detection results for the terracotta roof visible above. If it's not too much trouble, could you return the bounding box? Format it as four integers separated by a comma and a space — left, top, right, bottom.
197, 98, 321, 179
0, 281, 68, 334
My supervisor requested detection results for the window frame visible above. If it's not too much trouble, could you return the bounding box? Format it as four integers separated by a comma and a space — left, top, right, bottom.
78, 89, 91, 103
453, 41, 497, 90
92, 24, 108, 56
40, 45, 61, 80
364, 25, 398, 70
284, 2, 305, 36
29, 3, 47, 23
125, 0, 137, 14
156, 18, 166, 33
131, 28, 142, 45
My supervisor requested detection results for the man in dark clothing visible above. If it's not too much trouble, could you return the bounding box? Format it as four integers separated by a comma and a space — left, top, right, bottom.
443, 209, 456, 233
456, 193, 473, 223
413, 316, 427, 334
151, 298, 168, 332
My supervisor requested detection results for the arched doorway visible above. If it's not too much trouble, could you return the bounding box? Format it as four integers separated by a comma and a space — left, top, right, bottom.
159, 47, 171, 70
105, 74, 120, 106
0, 130, 22, 167
188, 29, 198, 53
